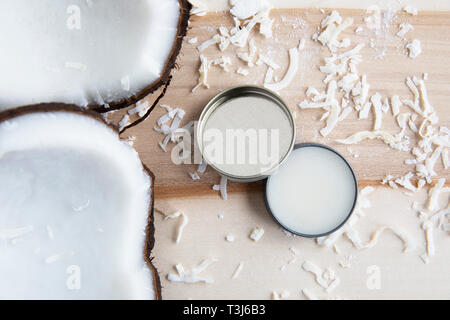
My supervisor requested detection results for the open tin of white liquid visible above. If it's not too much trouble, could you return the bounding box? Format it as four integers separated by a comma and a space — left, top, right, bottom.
197, 85, 296, 182
265, 143, 358, 238
197, 86, 358, 238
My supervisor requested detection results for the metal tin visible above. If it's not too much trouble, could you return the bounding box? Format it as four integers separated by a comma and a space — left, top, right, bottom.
264, 143, 359, 238
197, 85, 296, 182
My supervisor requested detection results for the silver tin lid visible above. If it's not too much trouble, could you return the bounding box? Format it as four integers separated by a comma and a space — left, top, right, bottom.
197, 86, 296, 182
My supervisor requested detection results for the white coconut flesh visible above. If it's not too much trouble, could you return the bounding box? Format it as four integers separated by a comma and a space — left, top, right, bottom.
0, 110, 155, 299
0, 0, 181, 110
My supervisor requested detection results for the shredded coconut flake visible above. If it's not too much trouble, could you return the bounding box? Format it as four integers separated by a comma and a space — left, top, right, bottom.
164, 210, 189, 244
225, 234, 235, 242
187, 37, 198, 44
167, 258, 217, 284
406, 39, 422, 59
249, 227, 264, 242
219, 176, 228, 200
189, 172, 200, 180
302, 288, 319, 300
315, 11, 353, 52
128, 101, 150, 117
192, 55, 210, 92
302, 261, 340, 292
236, 67, 249, 76
232, 262, 244, 279
397, 23, 414, 38
403, 5, 418, 16
118, 114, 130, 131
264, 47, 299, 92
426, 178, 446, 211
336, 130, 410, 151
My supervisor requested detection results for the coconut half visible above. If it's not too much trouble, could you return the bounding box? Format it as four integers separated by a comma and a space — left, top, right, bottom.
0, 105, 159, 299
0, 0, 190, 111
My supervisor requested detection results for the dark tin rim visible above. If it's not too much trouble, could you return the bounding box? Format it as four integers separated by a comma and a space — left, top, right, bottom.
197, 85, 296, 182
264, 143, 359, 238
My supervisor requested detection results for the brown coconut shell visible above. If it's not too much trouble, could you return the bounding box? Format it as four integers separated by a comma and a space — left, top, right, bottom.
0, 104, 162, 300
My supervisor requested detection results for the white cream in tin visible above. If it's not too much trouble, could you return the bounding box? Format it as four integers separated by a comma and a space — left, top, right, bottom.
266, 145, 357, 236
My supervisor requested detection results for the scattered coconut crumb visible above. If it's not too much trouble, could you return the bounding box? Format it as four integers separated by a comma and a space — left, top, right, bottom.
298, 38, 306, 50
64, 61, 87, 71
391, 95, 402, 116
232, 262, 244, 279
188, 37, 198, 44
197, 159, 208, 174
374, 49, 386, 60
406, 39, 422, 59
364, 226, 416, 253
128, 101, 150, 117
192, 55, 210, 92
264, 47, 299, 92
355, 26, 363, 34
371, 93, 383, 130
426, 178, 445, 211
189, 0, 208, 17
225, 234, 235, 242
339, 255, 353, 268
302, 261, 340, 292
347, 147, 359, 158
236, 39, 258, 67
272, 290, 290, 300
257, 54, 280, 70
213, 56, 232, 72
299, 80, 341, 137
167, 258, 217, 284
236, 67, 249, 76
314, 10, 353, 52
219, 176, 228, 200
249, 227, 265, 242
403, 5, 418, 16
154, 106, 187, 152
163, 210, 189, 244
385, 172, 418, 192
397, 23, 413, 38
333, 244, 341, 255
264, 67, 274, 83
302, 288, 319, 300
125, 136, 136, 146
442, 149, 449, 169
189, 172, 201, 180
197, 35, 221, 52
118, 114, 130, 131
229, 0, 270, 20
336, 130, 410, 152
421, 221, 434, 264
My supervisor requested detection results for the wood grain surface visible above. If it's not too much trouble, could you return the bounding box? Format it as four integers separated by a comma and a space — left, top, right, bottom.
108, 8, 450, 197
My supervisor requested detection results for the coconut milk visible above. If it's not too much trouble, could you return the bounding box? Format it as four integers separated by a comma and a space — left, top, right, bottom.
266, 145, 357, 236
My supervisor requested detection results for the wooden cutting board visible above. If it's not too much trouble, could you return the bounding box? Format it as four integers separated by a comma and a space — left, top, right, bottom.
109, 8, 450, 197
